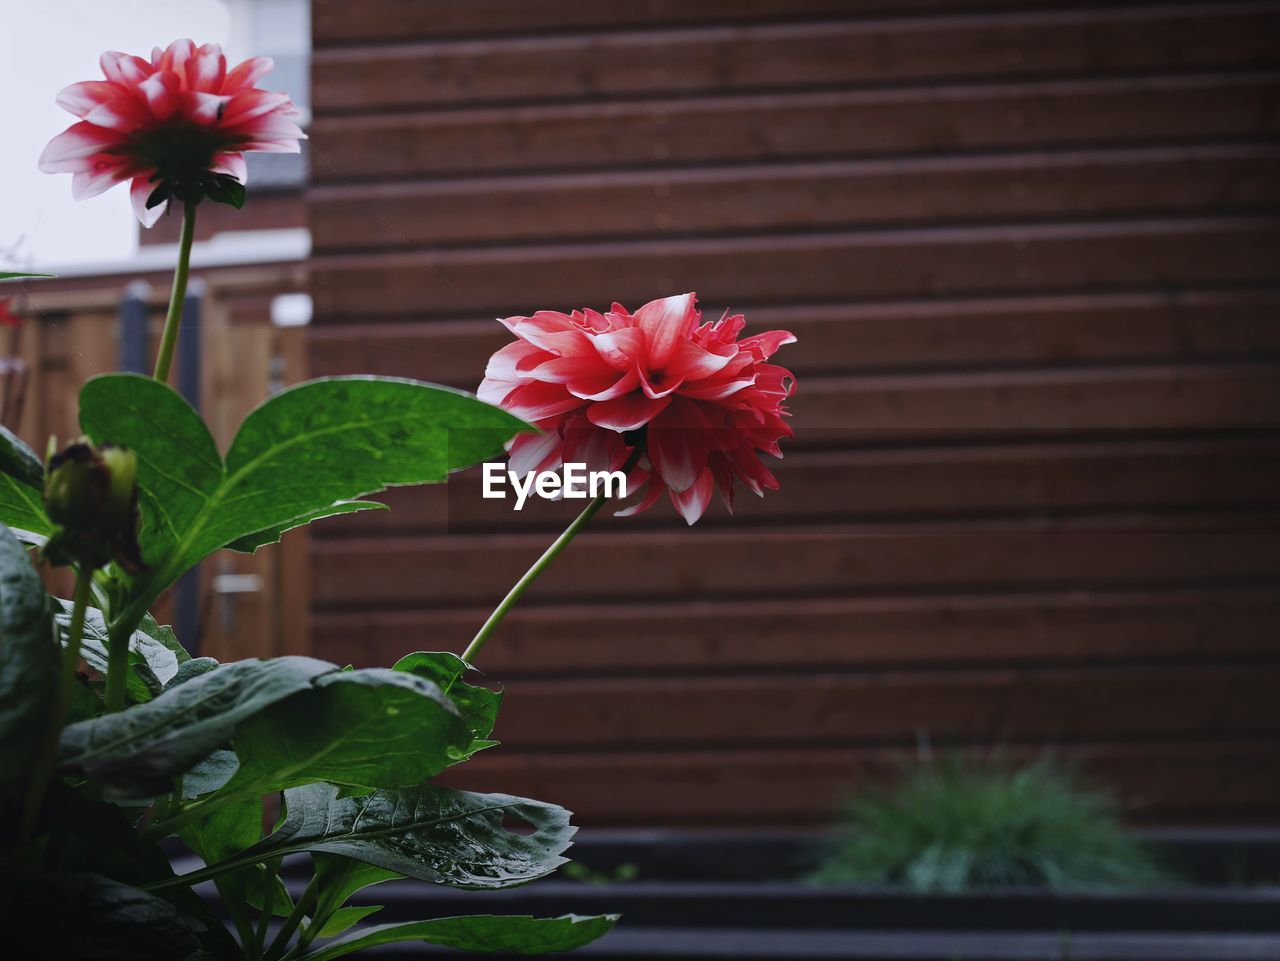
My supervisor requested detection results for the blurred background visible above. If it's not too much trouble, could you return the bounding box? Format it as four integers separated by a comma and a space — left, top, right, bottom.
4, 0, 1280, 838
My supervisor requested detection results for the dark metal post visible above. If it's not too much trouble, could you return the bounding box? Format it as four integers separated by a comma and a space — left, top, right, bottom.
119, 281, 150, 374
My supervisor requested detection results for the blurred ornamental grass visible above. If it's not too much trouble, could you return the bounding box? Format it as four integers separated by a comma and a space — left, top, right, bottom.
810, 754, 1175, 892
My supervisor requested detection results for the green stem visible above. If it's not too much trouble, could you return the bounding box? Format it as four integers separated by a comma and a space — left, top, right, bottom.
18, 565, 94, 846
263, 875, 318, 961
152, 199, 198, 385
461, 446, 644, 667
219, 876, 260, 961
103, 617, 136, 713
256, 857, 283, 956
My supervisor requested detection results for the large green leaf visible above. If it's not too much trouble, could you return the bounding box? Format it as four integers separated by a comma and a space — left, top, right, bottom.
59, 655, 337, 798
311, 853, 400, 938
225, 782, 577, 890
224, 500, 385, 553
0, 424, 44, 488
0, 524, 58, 788
54, 601, 183, 702
16, 873, 208, 961
394, 651, 501, 761
0, 427, 51, 539
307, 914, 619, 960
0, 424, 49, 540
79, 373, 527, 629
221, 668, 471, 797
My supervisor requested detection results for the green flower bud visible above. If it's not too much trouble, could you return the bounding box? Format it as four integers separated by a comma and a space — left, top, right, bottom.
42, 438, 145, 573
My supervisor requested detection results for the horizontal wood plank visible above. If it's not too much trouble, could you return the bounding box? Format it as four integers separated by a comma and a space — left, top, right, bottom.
310, 217, 1280, 319
437, 740, 1280, 825
314, 5, 1280, 112
309, 73, 1280, 183
481, 664, 1280, 748
789, 364, 1280, 441
320, 439, 1280, 535
309, 289, 1280, 380
314, 587, 1280, 675
311, 145, 1280, 251
312, 0, 1131, 45
312, 523, 1280, 609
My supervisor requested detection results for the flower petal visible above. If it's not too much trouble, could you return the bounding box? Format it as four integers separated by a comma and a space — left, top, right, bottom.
55, 81, 120, 119
508, 429, 563, 477
139, 71, 181, 122
130, 175, 166, 228
223, 56, 274, 92
501, 382, 584, 421
38, 122, 118, 172
210, 151, 248, 184
669, 467, 715, 525
590, 327, 645, 371
100, 51, 151, 87
634, 291, 698, 368
585, 392, 672, 432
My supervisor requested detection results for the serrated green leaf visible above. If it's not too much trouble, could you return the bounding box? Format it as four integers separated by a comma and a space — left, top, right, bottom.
54, 601, 182, 702
80, 374, 527, 633
225, 499, 386, 553
394, 651, 501, 761
58, 655, 337, 798
0, 524, 58, 787
221, 668, 471, 797
233, 782, 576, 890
307, 914, 619, 960
167, 656, 219, 690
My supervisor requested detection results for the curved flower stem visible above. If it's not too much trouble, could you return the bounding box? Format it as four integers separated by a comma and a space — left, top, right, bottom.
103, 616, 136, 713
462, 446, 644, 667
152, 199, 198, 385
19, 565, 94, 847
263, 874, 318, 961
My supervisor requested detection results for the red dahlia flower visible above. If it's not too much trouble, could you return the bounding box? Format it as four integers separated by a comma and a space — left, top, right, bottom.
38, 40, 305, 227
479, 293, 796, 525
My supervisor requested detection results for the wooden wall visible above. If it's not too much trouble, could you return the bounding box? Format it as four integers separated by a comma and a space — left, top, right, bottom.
11, 267, 311, 667
307, 1, 1280, 825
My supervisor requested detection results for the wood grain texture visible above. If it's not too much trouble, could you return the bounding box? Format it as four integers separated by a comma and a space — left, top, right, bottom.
315, 587, 1280, 675
311, 145, 1280, 251
309, 73, 1280, 183
313, 5, 1280, 111
481, 663, 1280, 748
436, 740, 1280, 826
309, 289, 1280, 380
313, 439, 1280, 535
313, 522, 1280, 609
309, 1, 1280, 825
310, 217, 1280, 319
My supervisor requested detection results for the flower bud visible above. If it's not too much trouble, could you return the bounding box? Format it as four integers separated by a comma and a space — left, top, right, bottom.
42, 439, 145, 573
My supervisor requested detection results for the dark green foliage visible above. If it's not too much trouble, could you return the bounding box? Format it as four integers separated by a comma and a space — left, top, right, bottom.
0, 374, 614, 958
810, 755, 1174, 892
0, 524, 58, 789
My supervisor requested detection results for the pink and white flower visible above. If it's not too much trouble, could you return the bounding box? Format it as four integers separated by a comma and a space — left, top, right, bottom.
39, 40, 305, 226
480, 293, 796, 525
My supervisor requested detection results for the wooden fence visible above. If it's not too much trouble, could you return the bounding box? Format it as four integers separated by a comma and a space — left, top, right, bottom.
9, 265, 310, 666
307, 0, 1280, 825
